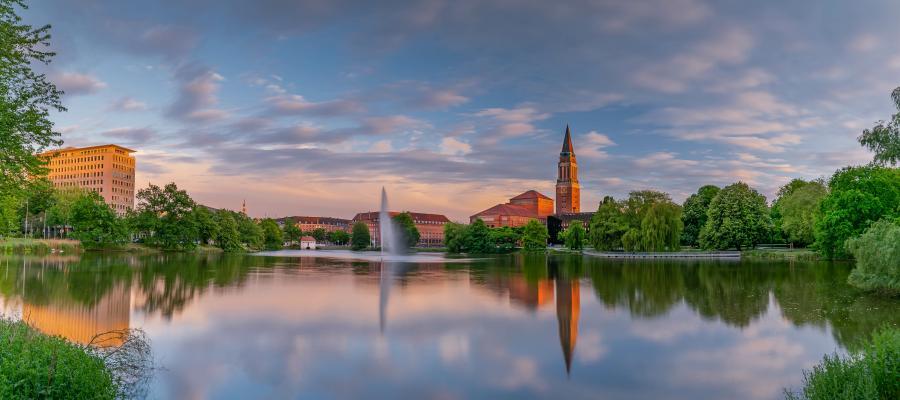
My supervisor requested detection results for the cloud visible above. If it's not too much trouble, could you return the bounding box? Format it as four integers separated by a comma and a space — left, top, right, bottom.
473, 106, 551, 145
166, 64, 228, 122
110, 97, 148, 111
100, 127, 157, 144
848, 33, 879, 53
266, 94, 364, 117
579, 131, 616, 158
440, 137, 472, 156
633, 27, 755, 93
52, 72, 107, 95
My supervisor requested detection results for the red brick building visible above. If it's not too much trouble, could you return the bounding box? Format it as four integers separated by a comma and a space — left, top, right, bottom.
277, 216, 350, 233
352, 211, 450, 247
470, 190, 554, 228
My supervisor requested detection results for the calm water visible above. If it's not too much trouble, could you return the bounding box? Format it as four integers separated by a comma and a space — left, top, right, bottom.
1, 251, 898, 399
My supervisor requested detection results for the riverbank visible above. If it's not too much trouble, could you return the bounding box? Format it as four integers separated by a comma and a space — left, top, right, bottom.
742, 249, 823, 261
0, 318, 118, 399
0, 238, 80, 255
584, 250, 741, 259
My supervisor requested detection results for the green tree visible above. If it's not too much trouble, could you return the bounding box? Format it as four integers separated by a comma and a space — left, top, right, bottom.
563, 220, 586, 251
621, 228, 641, 251
489, 226, 520, 252
463, 219, 493, 253
214, 211, 242, 252
522, 219, 548, 251
392, 212, 421, 248
282, 218, 301, 245
237, 214, 263, 250
310, 227, 327, 243
260, 218, 283, 250
641, 202, 682, 251
133, 183, 198, 250
192, 206, 219, 245
0, 0, 64, 194
815, 165, 900, 259
700, 182, 771, 250
68, 191, 127, 249
846, 219, 900, 294
327, 229, 350, 245
858, 87, 900, 166
444, 222, 467, 253
589, 196, 628, 251
681, 185, 719, 246
46, 187, 83, 236
350, 221, 370, 250
778, 180, 827, 246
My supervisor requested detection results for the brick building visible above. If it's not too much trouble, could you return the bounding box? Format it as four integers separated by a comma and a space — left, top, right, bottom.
39, 144, 136, 214
276, 216, 350, 232
352, 211, 450, 247
470, 190, 554, 228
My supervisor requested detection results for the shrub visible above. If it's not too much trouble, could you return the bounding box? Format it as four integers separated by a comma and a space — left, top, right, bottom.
784, 327, 899, 400
0, 318, 118, 399
846, 220, 900, 295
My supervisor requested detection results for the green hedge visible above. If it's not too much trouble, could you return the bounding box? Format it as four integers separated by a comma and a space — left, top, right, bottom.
0, 319, 117, 399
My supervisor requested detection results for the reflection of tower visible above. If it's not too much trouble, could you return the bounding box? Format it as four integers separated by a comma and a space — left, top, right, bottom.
22, 283, 131, 347
556, 277, 580, 375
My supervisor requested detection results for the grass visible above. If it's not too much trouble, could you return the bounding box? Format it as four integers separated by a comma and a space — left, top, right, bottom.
0, 318, 118, 399
742, 248, 821, 261
0, 238, 81, 255
784, 327, 900, 400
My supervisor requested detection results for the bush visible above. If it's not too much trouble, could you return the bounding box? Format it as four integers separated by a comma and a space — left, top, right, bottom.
846, 220, 900, 295
0, 318, 118, 399
785, 327, 900, 400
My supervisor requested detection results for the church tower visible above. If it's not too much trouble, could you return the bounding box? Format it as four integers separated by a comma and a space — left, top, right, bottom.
556, 125, 580, 214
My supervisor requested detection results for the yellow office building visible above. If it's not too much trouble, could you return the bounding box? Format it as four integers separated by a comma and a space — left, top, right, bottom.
40, 144, 136, 213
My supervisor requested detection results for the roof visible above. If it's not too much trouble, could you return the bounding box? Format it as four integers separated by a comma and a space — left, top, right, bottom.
510, 190, 552, 201
561, 125, 574, 154
277, 216, 350, 225
352, 211, 450, 223
300, 236, 316, 241
472, 203, 539, 218
39, 144, 136, 156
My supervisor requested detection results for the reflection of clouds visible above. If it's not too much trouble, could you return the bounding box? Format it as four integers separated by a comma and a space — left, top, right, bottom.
485, 346, 547, 392
438, 332, 470, 365
575, 330, 607, 363
628, 306, 704, 343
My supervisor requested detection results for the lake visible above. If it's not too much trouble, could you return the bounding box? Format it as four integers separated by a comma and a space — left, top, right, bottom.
1, 251, 897, 399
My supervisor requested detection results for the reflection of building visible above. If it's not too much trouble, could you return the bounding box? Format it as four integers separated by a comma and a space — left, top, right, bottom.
277, 216, 350, 233
22, 284, 131, 347
352, 211, 450, 247
556, 277, 580, 375
470, 190, 554, 228
39, 144, 136, 214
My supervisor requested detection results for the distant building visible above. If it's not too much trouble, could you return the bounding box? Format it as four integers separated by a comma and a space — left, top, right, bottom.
300, 236, 317, 249
352, 211, 450, 247
470, 190, 554, 228
39, 144, 136, 214
276, 216, 350, 233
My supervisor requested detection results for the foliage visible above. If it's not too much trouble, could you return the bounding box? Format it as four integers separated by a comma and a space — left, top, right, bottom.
814, 165, 900, 259
191, 206, 219, 245
45, 187, 83, 230
213, 211, 242, 252
777, 180, 827, 246
562, 220, 586, 250
700, 182, 771, 251
0, 192, 21, 236
327, 229, 350, 245
784, 327, 899, 400
0, 0, 64, 193
260, 218, 283, 250
0, 318, 117, 399
392, 212, 421, 248
444, 219, 522, 254
521, 219, 548, 251
846, 220, 900, 295
310, 227, 327, 242
281, 218, 301, 245
641, 202, 682, 251
589, 196, 628, 251
489, 226, 520, 252
590, 192, 682, 252
68, 191, 127, 249
857, 87, 900, 166
350, 221, 370, 250
133, 183, 198, 250
236, 214, 263, 250
681, 185, 719, 246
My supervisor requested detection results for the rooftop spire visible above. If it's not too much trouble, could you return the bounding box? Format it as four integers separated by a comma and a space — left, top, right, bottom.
561, 124, 574, 154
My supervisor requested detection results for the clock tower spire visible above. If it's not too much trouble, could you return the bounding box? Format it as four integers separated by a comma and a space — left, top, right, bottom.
556, 125, 580, 214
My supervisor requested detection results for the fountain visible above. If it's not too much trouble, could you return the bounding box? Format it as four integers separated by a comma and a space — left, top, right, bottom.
378, 187, 404, 257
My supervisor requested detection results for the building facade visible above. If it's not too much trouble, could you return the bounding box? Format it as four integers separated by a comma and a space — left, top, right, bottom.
40, 144, 136, 214
470, 190, 554, 228
352, 211, 450, 247
556, 125, 580, 214
277, 216, 350, 232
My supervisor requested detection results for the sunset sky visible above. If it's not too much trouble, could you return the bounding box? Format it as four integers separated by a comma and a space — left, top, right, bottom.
27, 0, 900, 221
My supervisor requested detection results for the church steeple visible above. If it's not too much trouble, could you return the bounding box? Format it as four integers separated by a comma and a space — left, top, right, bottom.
556, 125, 581, 214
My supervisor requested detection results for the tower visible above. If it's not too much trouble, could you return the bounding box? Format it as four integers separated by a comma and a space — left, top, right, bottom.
556, 125, 580, 214
241, 199, 247, 215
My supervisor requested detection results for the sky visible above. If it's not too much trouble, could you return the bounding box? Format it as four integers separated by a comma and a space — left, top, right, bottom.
23, 0, 900, 221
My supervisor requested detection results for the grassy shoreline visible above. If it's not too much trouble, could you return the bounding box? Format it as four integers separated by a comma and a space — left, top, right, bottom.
742, 249, 823, 261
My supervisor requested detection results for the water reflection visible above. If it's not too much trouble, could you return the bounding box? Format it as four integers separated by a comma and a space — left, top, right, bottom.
1, 253, 898, 399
